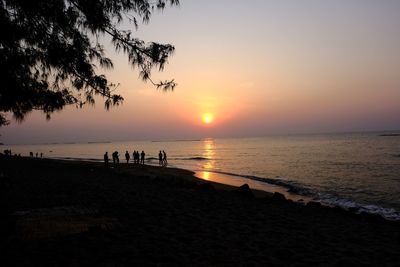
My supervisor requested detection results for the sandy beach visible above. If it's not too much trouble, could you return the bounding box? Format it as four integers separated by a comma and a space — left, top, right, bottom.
1, 156, 399, 266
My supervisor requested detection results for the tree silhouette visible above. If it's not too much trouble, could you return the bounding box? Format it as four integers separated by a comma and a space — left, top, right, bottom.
0, 0, 179, 126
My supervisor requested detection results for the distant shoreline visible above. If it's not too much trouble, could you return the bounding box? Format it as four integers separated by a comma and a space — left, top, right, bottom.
3, 130, 400, 146
379, 133, 400, 137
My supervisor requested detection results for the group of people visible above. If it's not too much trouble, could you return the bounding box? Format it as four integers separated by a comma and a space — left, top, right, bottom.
104, 149, 162, 167
125, 150, 145, 165
158, 150, 168, 166
30, 151, 43, 158
103, 151, 120, 167
2, 149, 22, 157
2, 150, 38, 158
3, 149, 12, 156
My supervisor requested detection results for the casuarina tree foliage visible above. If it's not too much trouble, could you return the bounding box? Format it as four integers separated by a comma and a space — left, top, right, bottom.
0, 0, 179, 126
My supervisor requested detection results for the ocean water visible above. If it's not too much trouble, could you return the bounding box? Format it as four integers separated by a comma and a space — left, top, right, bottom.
4, 132, 400, 220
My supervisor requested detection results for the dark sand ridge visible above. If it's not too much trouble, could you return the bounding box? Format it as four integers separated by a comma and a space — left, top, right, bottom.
1, 156, 399, 266
195, 170, 313, 203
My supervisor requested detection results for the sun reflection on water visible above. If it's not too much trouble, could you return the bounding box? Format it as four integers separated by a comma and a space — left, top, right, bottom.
201, 171, 210, 180
202, 138, 215, 170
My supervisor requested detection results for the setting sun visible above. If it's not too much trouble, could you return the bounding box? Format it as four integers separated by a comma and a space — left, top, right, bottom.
202, 113, 214, 125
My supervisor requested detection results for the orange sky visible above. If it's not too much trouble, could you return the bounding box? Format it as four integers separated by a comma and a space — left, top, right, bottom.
2, 0, 400, 144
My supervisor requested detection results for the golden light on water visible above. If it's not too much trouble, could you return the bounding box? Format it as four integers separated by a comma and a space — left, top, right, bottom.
202, 171, 210, 180
202, 138, 215, 170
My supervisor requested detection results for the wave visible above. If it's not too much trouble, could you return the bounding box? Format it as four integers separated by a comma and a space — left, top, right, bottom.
379, 133, 400, 137
209, 170, 315, 195
186, 157, 209, 160
151, 139, 202, 142
205, 170, 400, 221
170, 157, 210, 161
316, 193, 400, 220
53, 157, 102, 162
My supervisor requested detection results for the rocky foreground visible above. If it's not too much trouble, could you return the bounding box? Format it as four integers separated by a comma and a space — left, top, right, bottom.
1, 156, 399, 266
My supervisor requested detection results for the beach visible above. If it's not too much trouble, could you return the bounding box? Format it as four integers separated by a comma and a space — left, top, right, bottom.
1, 156, 399, 266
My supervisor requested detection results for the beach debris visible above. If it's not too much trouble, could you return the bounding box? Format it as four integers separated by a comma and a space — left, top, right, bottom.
234, 184, 254, 198
269, 192, 287, 203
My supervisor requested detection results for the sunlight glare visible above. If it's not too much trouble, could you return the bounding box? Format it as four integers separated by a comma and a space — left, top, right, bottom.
202, 113, 214, 125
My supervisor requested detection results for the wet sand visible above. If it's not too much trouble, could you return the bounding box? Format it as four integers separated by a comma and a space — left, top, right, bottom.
1, 156, 399, 266
195, 171, 312, 202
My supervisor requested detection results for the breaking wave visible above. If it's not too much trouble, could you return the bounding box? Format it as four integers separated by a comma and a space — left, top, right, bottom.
206, 170, 400, 221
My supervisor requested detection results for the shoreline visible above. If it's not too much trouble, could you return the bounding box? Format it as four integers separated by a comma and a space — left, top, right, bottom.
13, 155, 311, 202
195, 170, 313, 203
7, 155, 400, 220
1, 156, 400, 266
24, 156, 400, 220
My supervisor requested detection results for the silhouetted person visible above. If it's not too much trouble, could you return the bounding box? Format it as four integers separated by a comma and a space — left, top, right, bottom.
35, 152, 38, 158
115, 151, 120, 165
104, 152, 109, 167
135, 151, 140, 164
125, 150, 130, 164
140, 150, 145, 164
163, 150, 168, 167
159, 150, 163, 166
40, 152, 43, 158
112, 151, 119, 167
30, 152, 33, 157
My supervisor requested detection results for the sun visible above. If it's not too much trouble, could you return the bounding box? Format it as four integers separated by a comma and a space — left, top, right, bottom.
202, 113, 214, 125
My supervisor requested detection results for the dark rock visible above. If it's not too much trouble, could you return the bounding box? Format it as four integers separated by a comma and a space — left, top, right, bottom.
287, 188, 299, 194
234, 184, 254, 198
269, 192, 286, 202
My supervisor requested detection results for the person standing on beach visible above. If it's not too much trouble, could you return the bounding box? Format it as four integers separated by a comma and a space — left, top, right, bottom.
104, 152, 109, 167
163, 150, 168, 167
116, 151, 120, 165
159, 150, 163, 166
112, 151, 119, 167
140, 150, 145, 165
125, 151, 130, 164
111, 151, 116, 166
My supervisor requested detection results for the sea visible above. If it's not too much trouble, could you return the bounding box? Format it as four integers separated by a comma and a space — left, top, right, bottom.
4, 132, 400, 220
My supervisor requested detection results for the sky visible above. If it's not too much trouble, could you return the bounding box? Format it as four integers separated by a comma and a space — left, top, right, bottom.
2, 0, 400, 144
